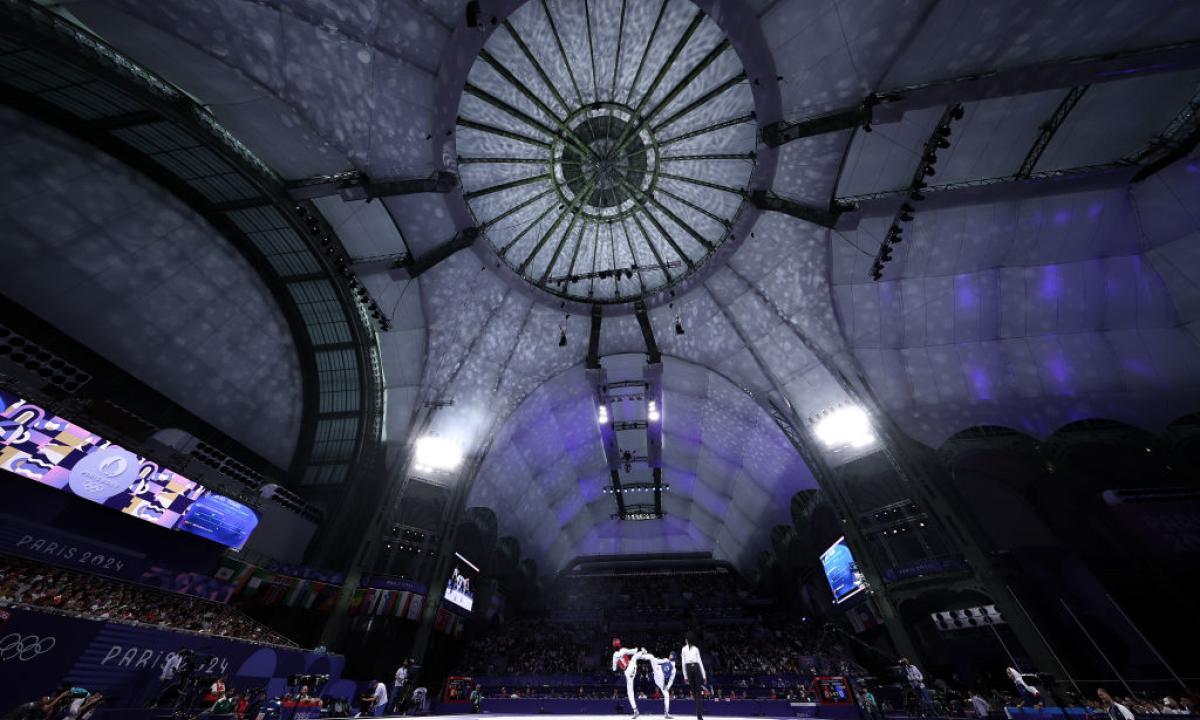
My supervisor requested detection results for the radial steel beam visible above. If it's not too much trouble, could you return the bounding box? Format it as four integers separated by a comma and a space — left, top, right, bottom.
1017, 86, 1089, 178
763, 39, 1200, 147
659, 113, 756, 147
540, 0, 586, 106
624, 0, 670, 106
462, 173, 550, 201
457, 117, 550, 148
502, 19, 572, 113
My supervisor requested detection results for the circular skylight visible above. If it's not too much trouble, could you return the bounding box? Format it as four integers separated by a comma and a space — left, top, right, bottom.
456, 0, 757, 303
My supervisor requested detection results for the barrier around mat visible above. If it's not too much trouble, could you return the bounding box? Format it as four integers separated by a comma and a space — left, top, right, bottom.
0, 606, 349, 712
434, 697, 850, 717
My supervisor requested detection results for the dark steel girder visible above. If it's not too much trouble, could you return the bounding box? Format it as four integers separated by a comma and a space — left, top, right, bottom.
836, 163, 1136, 222
763, 39, 1200, 147
391, 227, 481, 279
1017, 86, 1089, 178
587, 304, 603, 369
634, 300, 662, 364
288, 170, 458, 201
632, 207, 690, 273
749, 190, 844, 229
536, 188, 595, 283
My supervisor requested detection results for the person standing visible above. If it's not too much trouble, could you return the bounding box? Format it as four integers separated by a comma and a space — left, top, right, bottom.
612, 638, 644, 718
392, 660, 410, 713
681, 633, 707, 720
643, 651, 677, 719
898, 658, 932, 716
368, 679, 388, 717
470, 684, 483, 713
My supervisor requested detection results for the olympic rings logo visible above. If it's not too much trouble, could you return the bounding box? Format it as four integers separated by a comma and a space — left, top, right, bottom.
0, 633, 56, 661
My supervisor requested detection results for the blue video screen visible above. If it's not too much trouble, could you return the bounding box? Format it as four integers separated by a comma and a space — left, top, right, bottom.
821, 536, 865, 604
1, 388, 257, 549
177, 493, 258, 551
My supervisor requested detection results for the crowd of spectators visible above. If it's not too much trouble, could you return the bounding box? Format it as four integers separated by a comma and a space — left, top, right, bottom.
454, 570, 861, 698
0, 555, 292, 646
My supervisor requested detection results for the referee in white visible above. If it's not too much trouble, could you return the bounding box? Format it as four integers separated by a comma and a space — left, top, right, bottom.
681, 633, 707, 720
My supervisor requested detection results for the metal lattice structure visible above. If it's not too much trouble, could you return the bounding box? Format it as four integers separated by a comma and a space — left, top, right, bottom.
456, 0, 757, 303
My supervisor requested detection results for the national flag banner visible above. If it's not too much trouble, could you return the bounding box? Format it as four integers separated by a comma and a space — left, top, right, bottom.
316, 583, 340, 612
393, 591, 412, 618
347, 588, 366, 615
408, 593, 424, 620
284, 579, 311, 607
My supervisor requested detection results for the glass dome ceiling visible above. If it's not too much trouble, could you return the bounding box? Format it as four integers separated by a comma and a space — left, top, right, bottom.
456, 0, 757, 303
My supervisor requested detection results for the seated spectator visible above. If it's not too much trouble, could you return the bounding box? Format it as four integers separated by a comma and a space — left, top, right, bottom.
0, 556, 291, 646
1098, 689, 1136, 720
198, 690, 236, 718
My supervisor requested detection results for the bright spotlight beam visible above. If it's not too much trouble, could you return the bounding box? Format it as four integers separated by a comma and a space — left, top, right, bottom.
414, 435, 464, 471
814, 406, 875, 449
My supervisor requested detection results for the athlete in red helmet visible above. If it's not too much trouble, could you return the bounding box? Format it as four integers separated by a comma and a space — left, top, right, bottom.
612, 638, 645, 718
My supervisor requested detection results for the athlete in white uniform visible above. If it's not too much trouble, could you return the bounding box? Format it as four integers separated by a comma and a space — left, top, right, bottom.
612, 639, 645, 718
642, 651, 677, 718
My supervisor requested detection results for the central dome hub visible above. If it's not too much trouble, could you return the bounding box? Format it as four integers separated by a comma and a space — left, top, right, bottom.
454, 0, 760, 304
555, 105, 654, 214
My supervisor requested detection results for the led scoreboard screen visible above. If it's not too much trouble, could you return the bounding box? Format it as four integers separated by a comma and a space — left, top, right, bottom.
0, 389, 258, 549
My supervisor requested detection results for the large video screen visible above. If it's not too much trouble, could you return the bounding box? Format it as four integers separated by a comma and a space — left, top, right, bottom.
821, 536, 865, 604
444, 555, 476, 612
0, 389, 257, 549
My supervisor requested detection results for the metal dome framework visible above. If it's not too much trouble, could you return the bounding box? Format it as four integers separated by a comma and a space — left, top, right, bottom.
456, 0, 757, 303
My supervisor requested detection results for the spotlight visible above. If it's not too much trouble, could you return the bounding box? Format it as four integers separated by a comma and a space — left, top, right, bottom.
923, 165, 936, 176
871, 267, 883, 282
950, 105, 964, 120
598, 405, 609, 424
936, 137, 950, 149
899, 211, 913, 222
862, 122, 873, 133
890, 224, 903, 235
813, 405, 875, 449
465, 0, 481, 27
936, 125, 952, 138
648, 400, 660, 422
414, 435, 463, 472
674, 319, 685, 335
880, 246, 893, 262
888, 230, 903, 244
900, 203, 914, 213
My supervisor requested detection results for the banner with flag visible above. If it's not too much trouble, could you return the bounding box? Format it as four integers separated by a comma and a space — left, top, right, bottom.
346, 587, 427, 620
